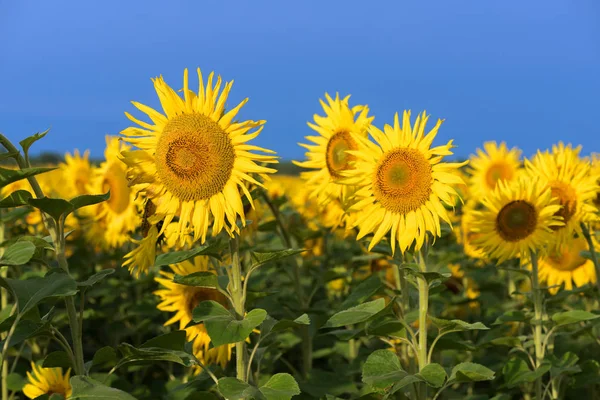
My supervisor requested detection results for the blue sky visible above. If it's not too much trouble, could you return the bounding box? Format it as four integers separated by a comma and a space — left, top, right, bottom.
1, 0, 598, 161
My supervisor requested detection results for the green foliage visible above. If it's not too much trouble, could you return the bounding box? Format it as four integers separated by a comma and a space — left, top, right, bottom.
70, 376, 137, 399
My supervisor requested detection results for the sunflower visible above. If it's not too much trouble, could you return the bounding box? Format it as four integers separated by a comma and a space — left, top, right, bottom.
294, 93, 373, 202
84, 136, 140, 249
154, 257, 231, 368
466, 141, 521, 199
120, 68, 277, 248
525, 143, 599, 249
22, 362, 71, 399
60, 149, 93, 198
341, 110, 466, 253
537, 235, 598, 294
470, 177, 563, 263
458, 201, 488, 260
590, 153, 600, 209
122, 224, 159, 277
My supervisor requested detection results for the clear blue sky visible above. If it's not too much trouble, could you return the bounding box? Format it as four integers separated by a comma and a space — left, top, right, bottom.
1, 1, 598, 161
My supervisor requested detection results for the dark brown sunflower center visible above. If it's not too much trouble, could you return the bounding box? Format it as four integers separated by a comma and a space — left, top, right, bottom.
495, 200, 537, 242
485, 162, 513, 189
373, 148, 432, 214
102, 163, 130, 214
325, 131, 357, 178
550, 181, 577, 229
156, 113, 235, 202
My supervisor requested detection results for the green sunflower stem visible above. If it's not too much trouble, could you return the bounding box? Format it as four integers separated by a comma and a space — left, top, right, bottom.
229, 232, 248, 382
530, 250, 546, 400
1, 215, 8, 400
580, 223, 600, 293
417, 249, 429, 400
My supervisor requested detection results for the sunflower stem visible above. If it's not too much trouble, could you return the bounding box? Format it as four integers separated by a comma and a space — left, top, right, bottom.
417, 249, 429, 400
1, 214, 8, 400
530, 250, 546, 400
580, 223, 600, 293
229, 232, 248, 382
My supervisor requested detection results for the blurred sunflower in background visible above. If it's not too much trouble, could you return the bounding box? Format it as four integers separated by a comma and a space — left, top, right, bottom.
60, 149, 93, 198
154, 257, 232, 368
22, 362, 71, 399
120, 68, 277, 247
467, 141, 521, 199
525, 143, 599, 249
341, 110, 466, 253
84, 136, 140, 249
471, 177, 563, 263
537, 235, 598, 293
458, 202, 488, 261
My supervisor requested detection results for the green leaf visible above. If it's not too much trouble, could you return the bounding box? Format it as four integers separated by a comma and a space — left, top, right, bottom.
430, 317, 489, 333
217, 377, 259, 400
551, 310, 600, 327
492, 310, 529, 325
115, 342, 197, 369
271, 314, 311, 333
362, 350, 405, 389
173, 271, 219, 289
42, 351, 72, 368
0, 241, 36, 266
5, 372, 26, 391
77, 269, 115, 288
0, 273, 78, 315
154, 241, 224, 268
0, 190, 33, 207
192, 301, 266, 346
389, 375, 425, 395
140, 330, 187, 351
250, 249, 305, 269
91, 346, 118, 370
259, 373, 301, 400
340, 274, 382, 310
503, 358, 550, 388
0, 151, 19, 161
28, 197, 73, 221
449, 362, 495, 383
0, 318, 48, 351
0, 166, 55, 187
20, 129, 49, 159
70, 192, 110, 212
323, 298, 386, 328
69, 376, 138, 399
417, 363, 446, 388
399, 265, 450, 285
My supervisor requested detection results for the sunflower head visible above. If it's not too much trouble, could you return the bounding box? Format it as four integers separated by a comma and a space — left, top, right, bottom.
61, 149, 93, 198
471, 177, 563, 263
154, 257, 232, 368
294, 93, 373, 201
341, 110, 467, 253
467, 141, 521, 199
23, 362, 72, 399
120, 68, 277, 247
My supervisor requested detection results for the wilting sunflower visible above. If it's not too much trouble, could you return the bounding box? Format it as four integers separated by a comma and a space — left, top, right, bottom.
60, 149, 93, 198
471, 177, 563, 263
525, 143, 599, 249
120, 68, 277, 248
467, 141, 521, 199
154, 257, 231, 368
341, 110, 466, 253
22, 362, 71, 399
537, 235, 598, 293
84, 136, 140, 249
294, 93, 373, 201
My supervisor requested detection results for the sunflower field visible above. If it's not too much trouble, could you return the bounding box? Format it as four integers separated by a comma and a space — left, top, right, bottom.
1, 68, 599, 400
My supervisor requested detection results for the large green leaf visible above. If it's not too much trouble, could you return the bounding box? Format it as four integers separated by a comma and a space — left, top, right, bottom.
115, 343, 196, 369
417, 363, 446, 388
0, 318, 48, 350
42, 351, 72, 369
323, 298, 386, 328
217, 377, 259, 400
362, 350, 406, 389
70, 376, 138, 399
0, 241, 36, 266
340, 274, 382, 310
259, 373, 301, 400
0, 166, 55, 187
154, 241, 224, 268
0, 190, 33, 208
70, 192, 110, 212
449, 362, 495, 383
27, 197, 73, 221
551, 310, 600, 327
192, 301, 266, 347
0, 273, 78, 315
173, 271, 219, 289
430, 317, 489, 333
249, 249, 305, 269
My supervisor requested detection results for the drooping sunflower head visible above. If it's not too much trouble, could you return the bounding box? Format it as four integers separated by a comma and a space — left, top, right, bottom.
525, 144, 599, 249
120, 68, 277, 247
60, 149, 93, 198
84, 136, 141, 249
154, 256, 231, 368
537, 234, 598, 294
341, 110, 467, 253
471, 177, 563, 263
294, 93, 373, 200
23, 362, 72, 399
467, 141, 522, 199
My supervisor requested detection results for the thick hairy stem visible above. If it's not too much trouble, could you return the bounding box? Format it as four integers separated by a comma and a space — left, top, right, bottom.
229, 233, 248, 382
530, 250, 545, 400
580, 223, 600, 293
